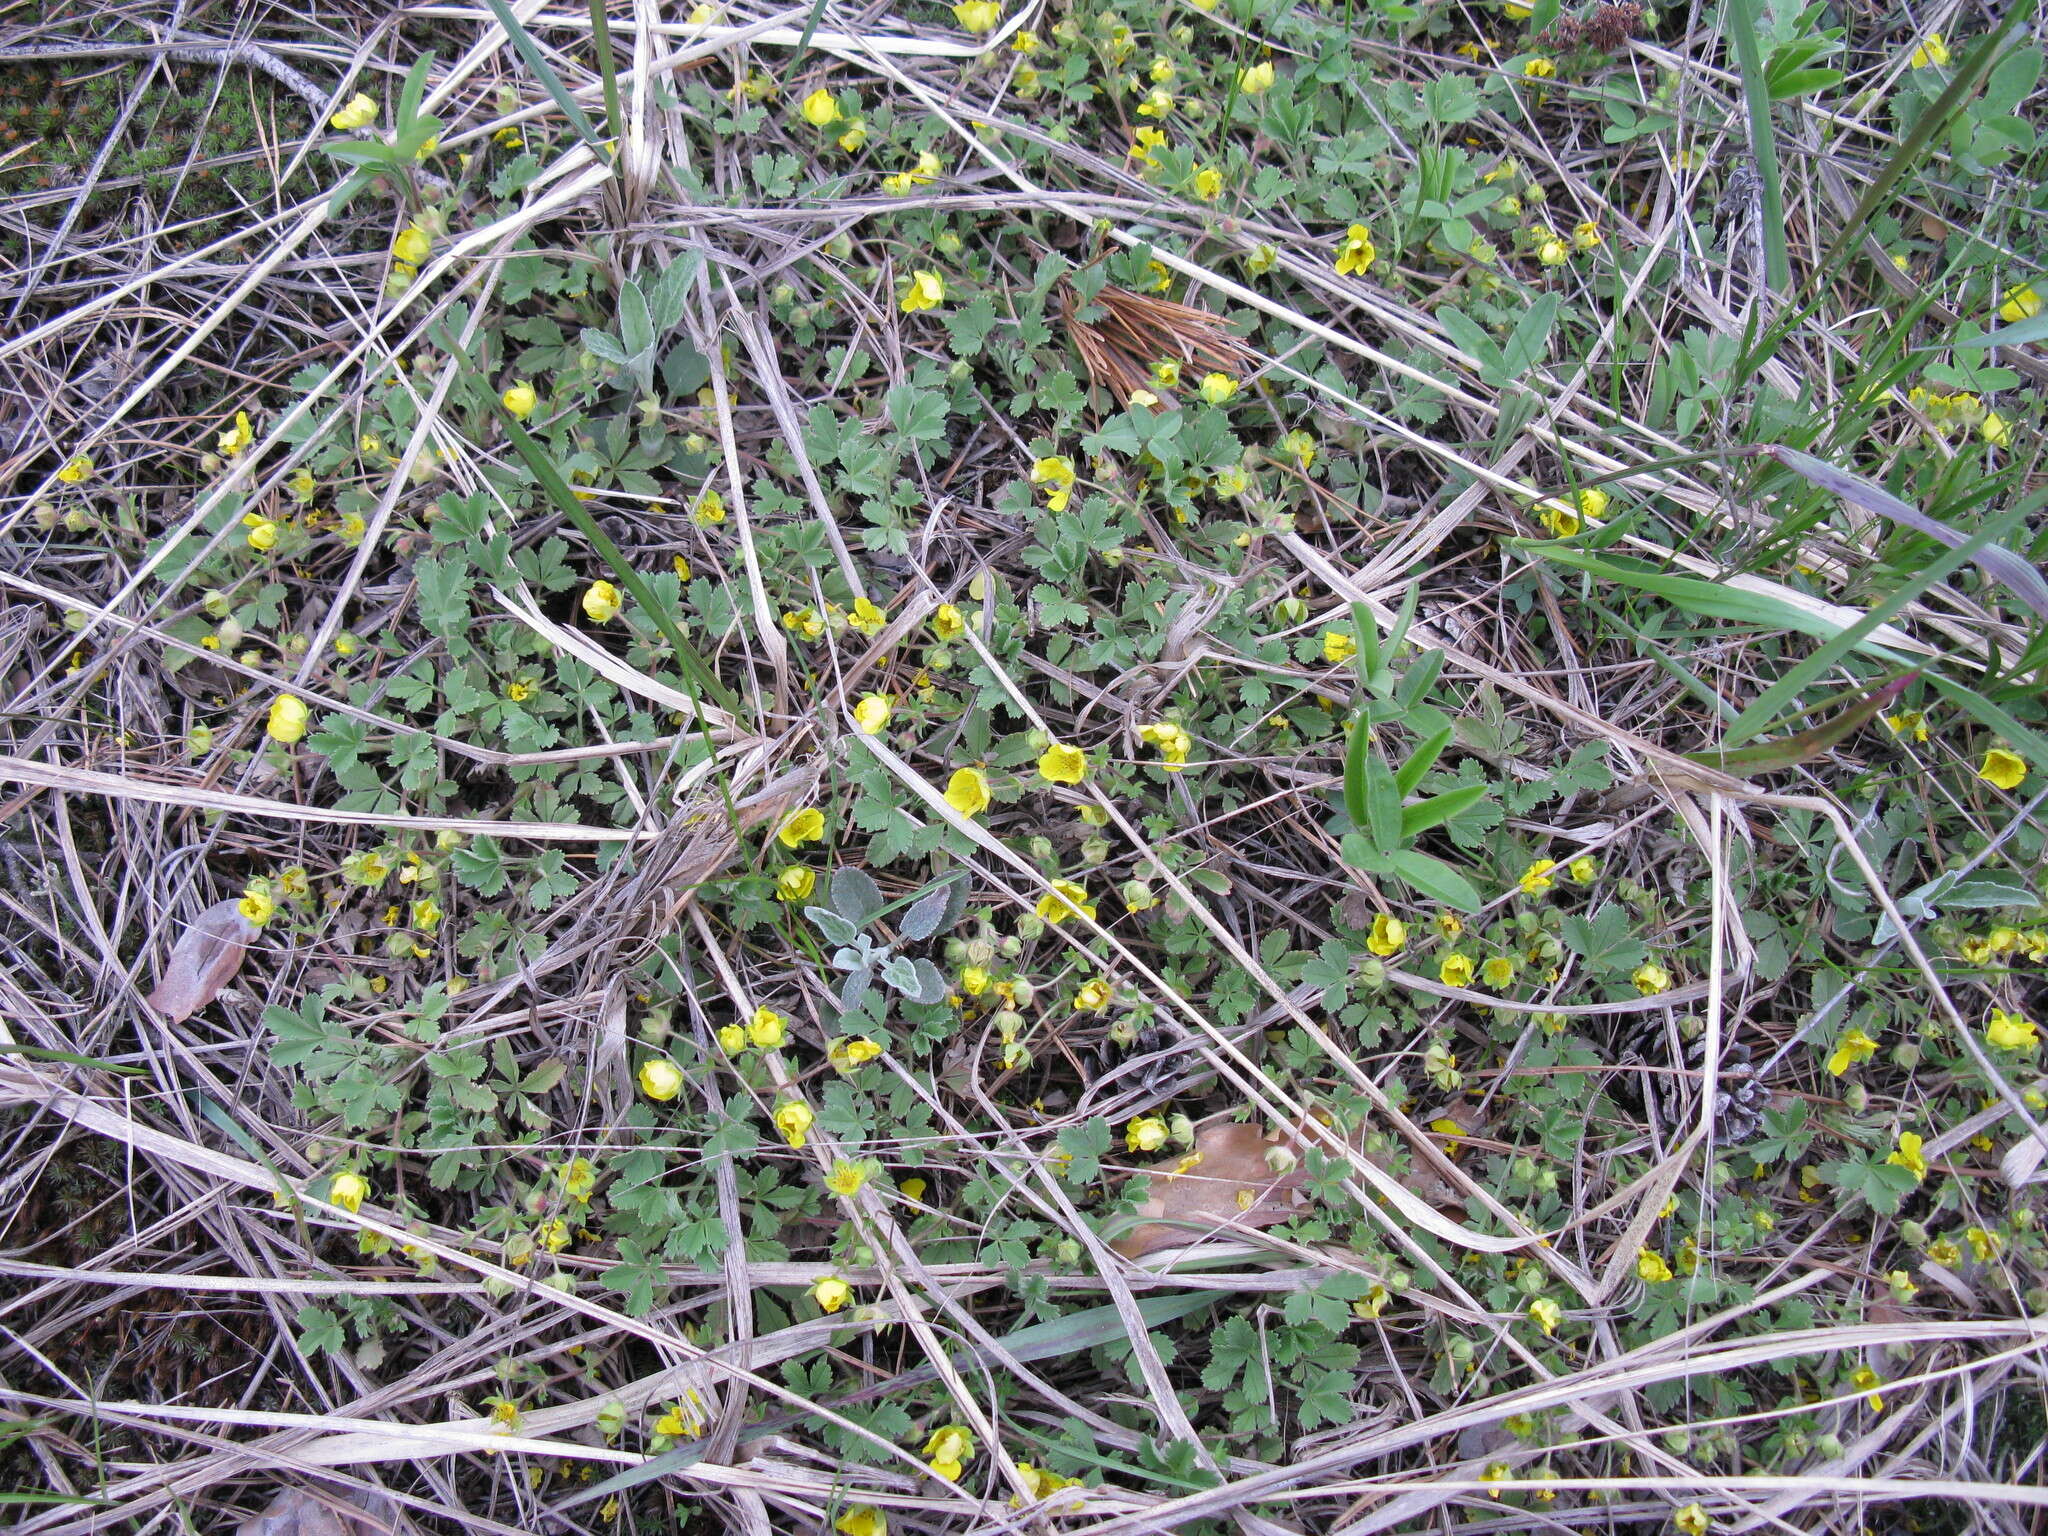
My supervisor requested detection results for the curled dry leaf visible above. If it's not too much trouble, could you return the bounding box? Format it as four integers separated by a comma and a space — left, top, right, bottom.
144, 899, 258, 1023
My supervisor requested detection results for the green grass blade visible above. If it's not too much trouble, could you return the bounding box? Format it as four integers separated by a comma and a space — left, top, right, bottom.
588, 0, 624, 145
1722, 0, 1790, 293
1721, 495, 2036, 747
481, 0, 609, 152
487, 399, 738, 715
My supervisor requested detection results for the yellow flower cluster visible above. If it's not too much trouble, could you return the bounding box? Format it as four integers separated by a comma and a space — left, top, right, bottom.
1533, 486, 1609, 536
882, 150, 942, 195
1139, 720, 1192, 770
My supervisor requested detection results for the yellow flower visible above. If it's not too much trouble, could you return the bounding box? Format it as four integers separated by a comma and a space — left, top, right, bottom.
494, 126, 524, 148
834, 1506, 888, 1536
1481, 955, 1518, 989
1886, 1131, 1927, 1182
582, 581, 624, 622
1139, 720, 1192, 771
1885, 710, 1930, 742
853, 693, 893, 734
1074, 977, 1114, 1012
267, 694, 310, 745
1567, 856, 1597, 883
782, 606, 825, 641
717, 1024, 747, 1054
1013, 1462, 1081, 1503
1827, 1026, 1880, 1076
960, 965, 990, 996
246, 520, 278, 551
1979, 748, 2028, 790
329, 92, 378, 130
847, 596, 887, 637
1193, 165, 1224, 201
1280, 429, 1317, 470
1849, 1364, 1885, 1411
901, 269, 947, 314
1632, 962, 1673, 995
55, 453, 93, 485
1366, 914, 1406, 956
837, 120, 868, 152
1966, 1225, 2002, 1261
217, 410, 255, 458
1198, 372, 1238, 405
1983, 412, 2012, 448
1013, 29, 1039, 51
1030, 454, 1077, 510
944, 767, 992, 817
801, 88, 841, 126
1038, 742, 1088, 785
1909, 32, 1950, 67
1523, 55, 1557, 77
1538, 238, 1570, 266
828, 1035, 883, 1072
653, 1396, 707, 1439
1439, 952, 1475, 988
1238, 60, 1275, 94
1322, 629, 1357, 664
932, 603, 966, 641
1125, 1115, 1168, 1151
1036, 879, 1096, 925
953, 0, 1002, 32
748, 1006, 787, 1049
329, 1171, 370, 1213
638, 1058, 684, 1101
1129, 126, 1168, 168
502, 382, 538, 419
777, 808, 826, 847
922, 1423, 975, 1480
825, 1160, 867, 1197
1672, 1503, 1710, 1536
775, 866, 816, 902
410, 896, 441, 932
537, 1217, 571, 1252
1136, 85, 1174, 119
1573, 221, 1603, 250
1527, 1297, 1562, 1335
1333, 224, 1377, 277
392, 225, 432, 268
693, 488, 726, 525
1988, 1007, 2039, 1051
1518, 859, 1557, 895
811, 1275, 852, 1312
1636, 1247, 1674, 1283
2000, 283, 2042, 323
775, 1100, 815, 1149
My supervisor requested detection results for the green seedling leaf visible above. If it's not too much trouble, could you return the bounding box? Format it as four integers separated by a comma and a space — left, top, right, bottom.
830, 867, 885, 925
1400, 782, 1493, 840
1394, 725, 1453, 796
1386, 848, 1485, 912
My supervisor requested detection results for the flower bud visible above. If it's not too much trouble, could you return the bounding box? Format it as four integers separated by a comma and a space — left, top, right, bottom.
215, 618, 243, 649
1006, 979, 1034, 1008
1844, 1082, 1869, 1113
1027, 836, 1054, 863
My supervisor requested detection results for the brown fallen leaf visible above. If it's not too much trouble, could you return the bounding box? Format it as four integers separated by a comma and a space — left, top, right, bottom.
1113, 1121, 1316, 1259
236, 1485, 391, 1536
144, 899, 258, 1023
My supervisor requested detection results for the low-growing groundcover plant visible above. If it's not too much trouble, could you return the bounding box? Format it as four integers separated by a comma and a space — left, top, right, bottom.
0, 0, 2045, 1531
